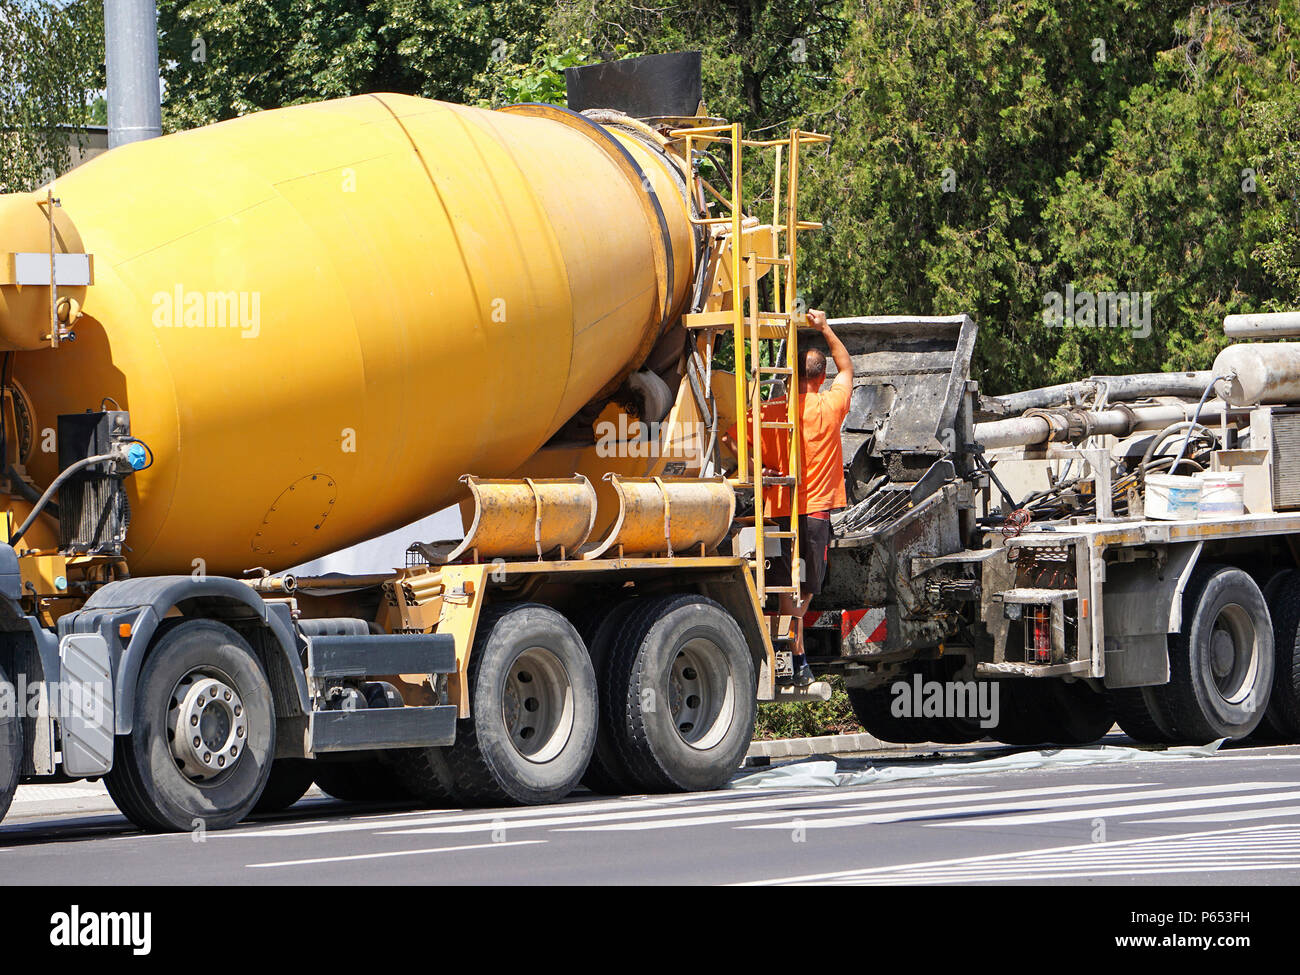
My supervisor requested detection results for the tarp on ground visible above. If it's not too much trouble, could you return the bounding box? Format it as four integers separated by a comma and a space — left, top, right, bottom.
728, 740, 1227, 790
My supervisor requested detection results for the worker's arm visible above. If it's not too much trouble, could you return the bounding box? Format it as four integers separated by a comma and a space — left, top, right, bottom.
808, 309, 853, 393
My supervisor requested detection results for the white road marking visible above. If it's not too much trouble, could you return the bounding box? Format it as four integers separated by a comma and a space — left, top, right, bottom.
232, 791, 723, 838
565, 781, 1282, 833
552, 782, 1173, 833
246, 838, 545, 869
739, 823, 1300, 885
382, 784, 1001, 836
930, 785, 1300, 827
737, 780, 1295, 830
1144, 803, 1300, 824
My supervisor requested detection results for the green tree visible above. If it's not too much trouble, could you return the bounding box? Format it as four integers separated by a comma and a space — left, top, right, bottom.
155, 0, 551, 129
0, 0, 104, 194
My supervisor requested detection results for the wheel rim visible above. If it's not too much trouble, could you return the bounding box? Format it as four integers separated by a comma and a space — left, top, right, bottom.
1207, 603, 1262, 706
168, 668, 247, 783
502, 646, 574, 763
668, 638, 736, 750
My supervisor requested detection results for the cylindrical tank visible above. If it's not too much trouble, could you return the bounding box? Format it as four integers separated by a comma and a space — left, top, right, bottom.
1212, 342, 1300, 406
0, 94, 695, 574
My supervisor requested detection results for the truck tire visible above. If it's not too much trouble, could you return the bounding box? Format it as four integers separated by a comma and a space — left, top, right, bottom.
601, 594, 756, 793
1258, 569, 1300, 739
253, 758, 315, 813
1044, 680, 1115, 744
1152, 564, 1274, 742
0, 658, 21, 825
846, 684, 932, 743
384, 745, 459, 805
580, 598, 642, 795
990, 680, 1055, 745
103, 619, 276, 832
846, 663, 990, 745
313, 756, 412, 802
441, 603, 597, 805
1109, 686, 1175, 744
990, 680, 1112, 746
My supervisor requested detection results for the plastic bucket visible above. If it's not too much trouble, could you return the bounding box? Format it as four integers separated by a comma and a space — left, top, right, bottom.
1145, 473, 1201, 521
1197, 471, 1246, 518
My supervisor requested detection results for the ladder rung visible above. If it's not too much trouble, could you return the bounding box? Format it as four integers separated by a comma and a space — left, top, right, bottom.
729, 477, 797, 490
796, 221, 823, 230
755, 256, 791, 266
762, 586, 801, 595
760, 421, 794, 430
764, 531, 795, 539
682, 311, 737, 329
760, 366, 793, 375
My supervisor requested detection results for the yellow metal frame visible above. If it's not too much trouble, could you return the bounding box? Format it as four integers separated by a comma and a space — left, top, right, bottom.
396, 555, 776, 715
670, 123, 830, 604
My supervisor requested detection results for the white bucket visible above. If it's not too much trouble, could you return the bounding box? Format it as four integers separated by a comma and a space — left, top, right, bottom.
1145, 473, 1201, 521
1197, 471, 1246, 518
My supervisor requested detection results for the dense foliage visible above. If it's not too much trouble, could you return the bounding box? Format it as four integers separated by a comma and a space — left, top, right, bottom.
8, 1, 1300, 390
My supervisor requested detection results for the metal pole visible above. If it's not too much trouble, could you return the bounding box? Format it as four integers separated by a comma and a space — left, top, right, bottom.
104, 0, 162, 149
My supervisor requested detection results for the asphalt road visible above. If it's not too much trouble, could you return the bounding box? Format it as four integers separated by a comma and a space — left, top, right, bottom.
5, 735, 1300, 885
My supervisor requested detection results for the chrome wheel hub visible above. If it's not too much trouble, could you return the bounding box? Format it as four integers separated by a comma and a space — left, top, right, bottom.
170, 671, 246, 781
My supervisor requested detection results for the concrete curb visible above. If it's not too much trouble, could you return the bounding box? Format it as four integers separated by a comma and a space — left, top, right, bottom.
746, 732, 913, 759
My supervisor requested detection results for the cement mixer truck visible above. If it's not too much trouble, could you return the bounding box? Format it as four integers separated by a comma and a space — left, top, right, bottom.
8, 51, 1300, 837
0, 54, 839, 831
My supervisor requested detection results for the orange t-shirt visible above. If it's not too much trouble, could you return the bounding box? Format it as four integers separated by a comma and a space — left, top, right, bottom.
732, 383, 851, 517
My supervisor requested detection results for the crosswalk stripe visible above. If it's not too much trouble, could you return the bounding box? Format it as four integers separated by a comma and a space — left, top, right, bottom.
232, 789, 742, 839
381, 784, 998, 836
567, 781, 1286, 833
931, 786, 1300, 827
245, 839, 545, 869
735, 780, 1294, 831
1144, 803, 1300, 824
818, 863, 1300, 885
737, 823, 1300, 885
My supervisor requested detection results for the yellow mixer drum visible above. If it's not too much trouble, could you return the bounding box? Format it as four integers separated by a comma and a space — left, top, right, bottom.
0, 95, 694, 574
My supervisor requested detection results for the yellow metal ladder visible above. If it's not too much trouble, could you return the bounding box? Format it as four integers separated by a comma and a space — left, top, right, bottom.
671, 122, 829, 603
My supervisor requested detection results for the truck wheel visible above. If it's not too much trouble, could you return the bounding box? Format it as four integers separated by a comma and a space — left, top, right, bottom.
384, 746, 460, 805
846, 684, 932, 743
1153, 565, 1273, 742
1043, 680, 1115, 744
104, 619, 275, 832
1260, 569, 1300, 739
990, 680, 1055, 745
313, 757, 411, 802
581, 598, 642, 795
0, 658, 21, 824
253, 758, 315, 813
441, 603, 597, 805
1109, 687, 1175, 744
602, 594, 756, 793
993, 680, 1113, 746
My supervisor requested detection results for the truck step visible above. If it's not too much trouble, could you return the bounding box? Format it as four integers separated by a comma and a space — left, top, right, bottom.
770, 681, 833, 702
306, 631, 456, 678
310, 704, 457, 753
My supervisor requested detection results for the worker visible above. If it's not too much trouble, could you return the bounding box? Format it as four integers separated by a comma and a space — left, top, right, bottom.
726, 309, 854, 686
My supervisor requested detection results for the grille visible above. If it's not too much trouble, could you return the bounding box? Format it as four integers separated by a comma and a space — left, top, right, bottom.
1273, 411, 1300, 510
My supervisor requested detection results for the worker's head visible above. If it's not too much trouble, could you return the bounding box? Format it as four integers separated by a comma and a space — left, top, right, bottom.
798, 347, 827, 392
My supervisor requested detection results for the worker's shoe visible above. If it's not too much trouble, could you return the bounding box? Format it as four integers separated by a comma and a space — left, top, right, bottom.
789, 659, 815, 687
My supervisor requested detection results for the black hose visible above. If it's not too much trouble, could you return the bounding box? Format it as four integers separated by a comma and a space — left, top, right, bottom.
9, 452, 116, 545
